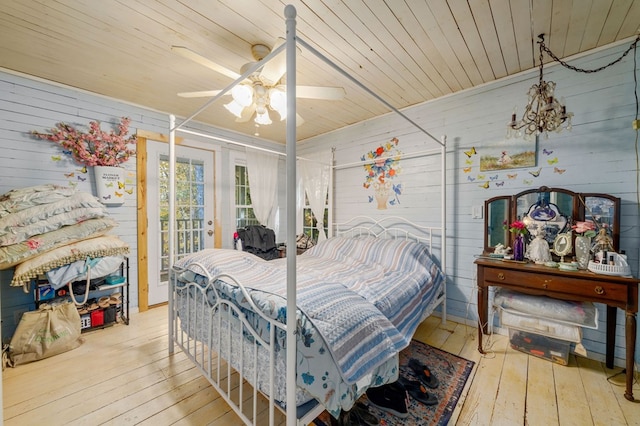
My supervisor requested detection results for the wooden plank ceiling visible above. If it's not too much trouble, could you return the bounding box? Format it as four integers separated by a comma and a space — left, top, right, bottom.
0, 0, 638, 143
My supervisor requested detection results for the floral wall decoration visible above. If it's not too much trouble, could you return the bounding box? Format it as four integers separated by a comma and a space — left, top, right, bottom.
32, 116, 136, 167
32, 117, 137, 205
362, 137, 402, 209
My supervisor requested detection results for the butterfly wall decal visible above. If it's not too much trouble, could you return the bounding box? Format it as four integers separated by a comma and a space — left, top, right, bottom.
467, 176, 476, 182
489, 174, 498, 181
118, 181, 125, 189
529, 168, 541, 177
507, 173, 517, 179
479, 181, 489, 189
547, 157, 558, 165
523, 179, 533, 185
495, 181, 505, 187
465, 158, 473, 165
64, 172, 75, 178
477, 174, 485, 180
543, 148, 554, 155
77, 166, 88, 173
103, 195, 111, 200
77, 176, 86, 181
115, 191, 123, 197
51, 155, 61, 161
464, 147, 477, 158
124, 188, 134, 195
105, 182, 114, 188
554, 167, 566, 174
463, 167, 472, 173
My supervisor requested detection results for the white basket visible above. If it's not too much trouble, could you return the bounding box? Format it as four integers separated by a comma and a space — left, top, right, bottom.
587, 261, 631, 277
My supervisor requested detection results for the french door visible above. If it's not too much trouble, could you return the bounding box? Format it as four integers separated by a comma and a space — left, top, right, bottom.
146, 141, 215, 306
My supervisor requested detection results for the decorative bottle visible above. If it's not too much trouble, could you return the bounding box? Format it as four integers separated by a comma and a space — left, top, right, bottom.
513, 234, 525, 261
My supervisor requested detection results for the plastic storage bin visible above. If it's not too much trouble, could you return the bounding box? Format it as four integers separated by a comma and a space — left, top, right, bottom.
500, 309, 582, 343
509, 329, 571, 365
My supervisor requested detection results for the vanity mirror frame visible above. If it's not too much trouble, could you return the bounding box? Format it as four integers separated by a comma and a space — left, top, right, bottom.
483, 186, 620, 257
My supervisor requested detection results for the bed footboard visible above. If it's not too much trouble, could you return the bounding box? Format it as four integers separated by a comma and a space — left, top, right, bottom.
170, 262, 291, 425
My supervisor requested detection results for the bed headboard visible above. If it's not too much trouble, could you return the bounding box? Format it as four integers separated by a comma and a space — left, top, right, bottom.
334, 216, 440, 250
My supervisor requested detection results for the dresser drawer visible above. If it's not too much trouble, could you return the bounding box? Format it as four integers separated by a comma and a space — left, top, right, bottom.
482, 266, 628, 303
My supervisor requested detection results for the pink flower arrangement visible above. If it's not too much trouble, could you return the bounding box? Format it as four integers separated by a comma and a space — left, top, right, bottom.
32, 117, 136, 167
505, 220, 528, 236
572, 220, 597, 238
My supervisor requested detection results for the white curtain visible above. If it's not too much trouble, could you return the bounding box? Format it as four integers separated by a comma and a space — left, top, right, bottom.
296, 172, 304, 235
300, 151, 331, 241
245, 148, 279, 228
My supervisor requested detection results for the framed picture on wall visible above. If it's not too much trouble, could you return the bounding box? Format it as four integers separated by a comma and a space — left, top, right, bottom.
479, 138, 537, 171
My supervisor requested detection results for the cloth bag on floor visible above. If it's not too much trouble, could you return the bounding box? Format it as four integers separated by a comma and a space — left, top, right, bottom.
9, 301, 82, 365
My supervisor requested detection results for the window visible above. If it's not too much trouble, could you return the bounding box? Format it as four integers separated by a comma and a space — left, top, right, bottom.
159, 154, 206, 280
235, 164, 259, 228
302, 193, 328, 241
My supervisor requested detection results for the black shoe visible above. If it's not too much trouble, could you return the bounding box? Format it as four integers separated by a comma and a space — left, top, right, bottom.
365, 382, 409, 419
408, 358, 439, 389
336, 403, 379, 425
398, 376, 438, 406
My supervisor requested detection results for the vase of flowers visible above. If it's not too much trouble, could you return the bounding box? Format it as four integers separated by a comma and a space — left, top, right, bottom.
506, 220, 528, 261
363, 137, 402, 209
32, 117, 136, 205
572, 220, 596, 269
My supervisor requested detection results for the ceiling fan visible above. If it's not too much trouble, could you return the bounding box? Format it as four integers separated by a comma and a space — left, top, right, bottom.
172, 39, 346, 129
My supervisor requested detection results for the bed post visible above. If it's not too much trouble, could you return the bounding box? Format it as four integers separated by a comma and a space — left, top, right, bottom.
440, 136, 447, 324
168, 114, 176, 353
328, 148, 335, 238
284, 5, 298, 425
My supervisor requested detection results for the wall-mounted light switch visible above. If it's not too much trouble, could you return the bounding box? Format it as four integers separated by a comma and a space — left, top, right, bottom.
472, 205, 483, 219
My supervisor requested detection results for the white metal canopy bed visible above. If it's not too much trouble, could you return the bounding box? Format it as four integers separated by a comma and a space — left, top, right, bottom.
167, 5, 448, 425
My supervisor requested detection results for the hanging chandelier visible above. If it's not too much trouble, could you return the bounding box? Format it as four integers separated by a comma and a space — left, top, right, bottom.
507, 34, 573, 140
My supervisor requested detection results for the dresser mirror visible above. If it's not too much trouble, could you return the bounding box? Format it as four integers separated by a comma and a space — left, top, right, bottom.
484, 186, 620, 257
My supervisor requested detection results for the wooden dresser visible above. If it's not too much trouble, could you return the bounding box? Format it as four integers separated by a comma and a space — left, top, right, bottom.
475, 257, 639, 401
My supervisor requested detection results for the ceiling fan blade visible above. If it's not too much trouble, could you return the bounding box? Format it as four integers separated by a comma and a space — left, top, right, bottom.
177, 90, 224, 98
259, 38, 286, 86
295, 85, 345, 100
171, 45, 241, 80
235, 104, 256, 123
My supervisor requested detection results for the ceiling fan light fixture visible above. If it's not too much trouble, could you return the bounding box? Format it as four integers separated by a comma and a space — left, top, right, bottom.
224, 100, 245, 118
231, 84, 254, 107
255, 109, 272, 125
269, 87, 287, 121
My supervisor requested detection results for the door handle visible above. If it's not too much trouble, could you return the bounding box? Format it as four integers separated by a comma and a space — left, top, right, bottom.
208, 220, 213, 225
207, 230, 213, 236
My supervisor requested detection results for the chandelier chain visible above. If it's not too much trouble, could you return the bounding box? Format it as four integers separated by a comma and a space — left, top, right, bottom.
539, 35, 640, 74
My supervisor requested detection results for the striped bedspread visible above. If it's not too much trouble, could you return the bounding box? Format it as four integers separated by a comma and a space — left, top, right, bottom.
174, 236, 444, 386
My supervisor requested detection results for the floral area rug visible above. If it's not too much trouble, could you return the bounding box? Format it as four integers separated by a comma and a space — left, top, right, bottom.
311, 340, 475, 426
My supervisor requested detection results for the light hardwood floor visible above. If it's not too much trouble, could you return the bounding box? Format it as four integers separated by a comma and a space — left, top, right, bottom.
3, 306, 639, 425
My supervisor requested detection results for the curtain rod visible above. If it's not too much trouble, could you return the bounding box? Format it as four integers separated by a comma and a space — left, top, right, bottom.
176, 128, 333, 165
176, 128, 286, 156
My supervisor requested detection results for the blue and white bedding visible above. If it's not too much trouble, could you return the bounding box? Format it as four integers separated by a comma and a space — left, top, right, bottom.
172, 236, 444, 416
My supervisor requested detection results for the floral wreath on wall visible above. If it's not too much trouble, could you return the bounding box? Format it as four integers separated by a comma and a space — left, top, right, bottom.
362, 137, 402, 209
